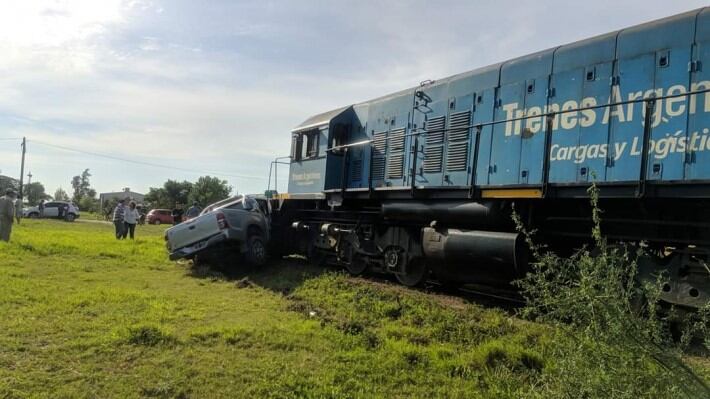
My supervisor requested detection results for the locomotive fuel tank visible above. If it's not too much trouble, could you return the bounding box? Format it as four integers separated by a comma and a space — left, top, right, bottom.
422, 227, 526, 285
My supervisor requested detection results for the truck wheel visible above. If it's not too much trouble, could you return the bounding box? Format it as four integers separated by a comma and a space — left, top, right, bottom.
29, 213, 39, 219
153, 220, 161, 225
65, 213, 76, 222
246, 234, 267, 266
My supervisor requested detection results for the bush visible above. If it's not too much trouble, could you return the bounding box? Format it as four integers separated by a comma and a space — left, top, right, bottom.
125, 324, 176, 346
513, 183, 710, 398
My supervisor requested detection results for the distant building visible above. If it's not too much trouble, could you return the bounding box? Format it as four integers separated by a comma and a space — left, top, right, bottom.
99, 188, 144, 210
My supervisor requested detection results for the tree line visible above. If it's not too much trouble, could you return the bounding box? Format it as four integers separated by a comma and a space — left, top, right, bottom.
0, 171, 232, 213
143, 176, 232, 209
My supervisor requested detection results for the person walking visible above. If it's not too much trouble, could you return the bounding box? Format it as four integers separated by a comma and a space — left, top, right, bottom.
112, 199, 126, 239
123, 201, 139, 240
0, 189, 17, 242
185, 201, 202, 220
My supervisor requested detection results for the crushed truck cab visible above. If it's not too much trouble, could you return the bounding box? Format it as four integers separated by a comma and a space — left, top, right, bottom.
165, 195, 271, 265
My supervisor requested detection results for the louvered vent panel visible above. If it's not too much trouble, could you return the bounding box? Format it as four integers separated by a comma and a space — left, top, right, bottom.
387, 154, 404, 179
388, 128, 406, 151
372, 157, 386, 181
373, 131, 387, 155
423, 146, 443, 173
446, 142, 468, 171
426, 116, 445, 145
350, 159, 362, 182
448, 111, 471, 142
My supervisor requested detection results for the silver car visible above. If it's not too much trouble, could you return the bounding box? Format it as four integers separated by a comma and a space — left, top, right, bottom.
24, 201, 81, 222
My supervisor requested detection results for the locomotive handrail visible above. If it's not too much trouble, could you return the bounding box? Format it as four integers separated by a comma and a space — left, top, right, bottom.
325, 87, 710, 153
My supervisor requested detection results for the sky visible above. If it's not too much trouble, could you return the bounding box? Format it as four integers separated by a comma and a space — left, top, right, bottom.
0, 0, 706, 196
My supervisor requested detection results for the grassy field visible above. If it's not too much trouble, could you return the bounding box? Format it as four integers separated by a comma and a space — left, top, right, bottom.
0, 219, 706, 398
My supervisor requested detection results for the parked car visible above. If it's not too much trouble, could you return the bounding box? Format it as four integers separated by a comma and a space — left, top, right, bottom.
23, 201, 80, 222
165, 195, 271, 266
146, 209, 175, 225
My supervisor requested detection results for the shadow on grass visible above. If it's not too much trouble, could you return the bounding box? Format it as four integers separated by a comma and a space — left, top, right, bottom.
185, 255, 330, 295
184, 255, 522, 314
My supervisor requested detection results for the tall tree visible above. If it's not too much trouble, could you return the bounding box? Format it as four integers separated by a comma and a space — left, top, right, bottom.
0, 175, 19, 193
70, 169, 98, 211
145, 180, 192, 209
71, 169, 95, 203
25, 182, 51, 206
188, 176, 232, 207
54, 187, 70, 201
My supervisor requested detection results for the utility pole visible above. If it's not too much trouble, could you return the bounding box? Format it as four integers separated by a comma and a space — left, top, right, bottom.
19, 137, 26, 200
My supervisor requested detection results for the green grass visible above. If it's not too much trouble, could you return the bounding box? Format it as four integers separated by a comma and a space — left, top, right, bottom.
0, 220, 706, 398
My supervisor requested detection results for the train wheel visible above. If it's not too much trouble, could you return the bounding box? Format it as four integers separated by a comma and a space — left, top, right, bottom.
307, 244, 327, 266
395, 257, 429, 287
345, 260, 367, 276
338, 239, 367, 275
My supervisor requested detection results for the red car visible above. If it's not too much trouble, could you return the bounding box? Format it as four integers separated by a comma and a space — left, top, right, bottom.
146, 209, 176, 225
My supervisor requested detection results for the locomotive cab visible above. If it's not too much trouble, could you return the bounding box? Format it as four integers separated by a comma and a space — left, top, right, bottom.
288, 106, 357, 195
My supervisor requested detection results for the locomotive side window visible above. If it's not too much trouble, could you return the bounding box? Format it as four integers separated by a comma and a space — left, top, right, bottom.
330, 124, 348, 152
291, 134, 303, 161
302, 131, 319, 159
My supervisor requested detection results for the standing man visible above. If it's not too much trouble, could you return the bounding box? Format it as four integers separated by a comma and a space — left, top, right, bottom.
14, 196, 22, 224
0, 189, 17, 242
185, 201, 202, 220
39, 199, 45, 218
171, 203, 184, 226
112, 199, 126, 239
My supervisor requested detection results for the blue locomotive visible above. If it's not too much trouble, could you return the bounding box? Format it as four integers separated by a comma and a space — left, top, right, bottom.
276, 9, 710, 309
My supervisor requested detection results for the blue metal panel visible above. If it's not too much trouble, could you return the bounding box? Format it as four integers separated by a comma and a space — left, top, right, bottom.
288, 150, 327, 194
488, 81, 524, 185
473, 88, 496, 186
548, 68, 583, 183
385, 120, 409, 188
608, 11, 698, 182
414, 97, 449, 187
650, 45, 693, 181
578, 61, 615, 182
688, 8, 710, 180
415, 64, 500, 187
520, 62, 554, 185
367, 92, 413, 188
367, 101, 391, 188
347, 104, 369, 188
550, 33, 617, 184
500, 49, 556, 85
490, 51, 554, 186
443, 93, 474, 186
606, 53, 654, 182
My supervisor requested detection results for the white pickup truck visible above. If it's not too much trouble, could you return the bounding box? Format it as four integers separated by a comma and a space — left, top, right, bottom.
165, 195, 271, 266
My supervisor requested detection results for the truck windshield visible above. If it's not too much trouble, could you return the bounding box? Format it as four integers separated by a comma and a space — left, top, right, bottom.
200, 196, 244, 215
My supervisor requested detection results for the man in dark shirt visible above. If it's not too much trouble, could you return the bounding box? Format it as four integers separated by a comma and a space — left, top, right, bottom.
112, 200, 125, 239
185, 201, 202, 220
171, 204, 184, 225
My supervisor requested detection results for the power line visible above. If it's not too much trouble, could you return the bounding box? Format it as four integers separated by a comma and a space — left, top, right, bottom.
28, 139, 264, 181
0, 137, 22, 141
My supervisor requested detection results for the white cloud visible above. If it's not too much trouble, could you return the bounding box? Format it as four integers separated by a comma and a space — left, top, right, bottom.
0, 0, 124, 47
0, 0, 708, 195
